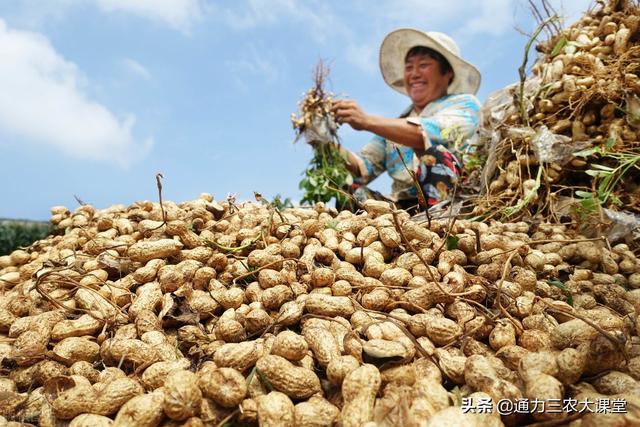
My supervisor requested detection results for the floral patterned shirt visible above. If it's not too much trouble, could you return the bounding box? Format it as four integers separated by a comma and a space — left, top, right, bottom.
353, 93, 481, 201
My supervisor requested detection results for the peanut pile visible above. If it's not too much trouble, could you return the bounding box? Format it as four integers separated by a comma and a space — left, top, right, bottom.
1, 195, 640, 426
476, 0, 640, 219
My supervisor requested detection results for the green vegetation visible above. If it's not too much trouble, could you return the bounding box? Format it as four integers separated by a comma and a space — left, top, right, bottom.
0, 220, 52, 255
270, 194, 294, 210
574, 138, 640, 214
547, 279, 574, 306
299, 141, 353, 207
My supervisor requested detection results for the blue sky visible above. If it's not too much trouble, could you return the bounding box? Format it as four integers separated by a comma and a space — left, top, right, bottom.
0, 0, 589, 220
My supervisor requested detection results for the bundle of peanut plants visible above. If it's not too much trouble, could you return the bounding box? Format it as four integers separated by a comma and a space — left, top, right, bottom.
473, 0, 640, 228
292, 62, 353, 208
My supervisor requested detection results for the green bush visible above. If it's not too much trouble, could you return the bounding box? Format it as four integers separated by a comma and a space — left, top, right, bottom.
0, 221, 52, 256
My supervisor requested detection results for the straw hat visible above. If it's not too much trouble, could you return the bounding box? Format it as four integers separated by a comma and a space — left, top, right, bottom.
379, 28, 481, 95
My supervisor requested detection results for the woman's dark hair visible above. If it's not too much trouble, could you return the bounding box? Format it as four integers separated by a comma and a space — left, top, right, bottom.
405, 46, 453, 76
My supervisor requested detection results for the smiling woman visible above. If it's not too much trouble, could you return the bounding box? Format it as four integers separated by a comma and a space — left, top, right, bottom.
403, 46, 453, 110
330, 28, 482, 211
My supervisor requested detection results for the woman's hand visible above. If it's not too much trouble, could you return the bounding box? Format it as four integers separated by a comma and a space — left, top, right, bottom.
332, 99, 425, 149
331, 99, 370, 131
333, 100, 426, 150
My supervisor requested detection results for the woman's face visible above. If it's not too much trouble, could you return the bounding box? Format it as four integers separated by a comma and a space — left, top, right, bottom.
403, 53, 453, 110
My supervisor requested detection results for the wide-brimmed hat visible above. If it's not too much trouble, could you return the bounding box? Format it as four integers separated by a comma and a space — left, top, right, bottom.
379, 28, 481, 96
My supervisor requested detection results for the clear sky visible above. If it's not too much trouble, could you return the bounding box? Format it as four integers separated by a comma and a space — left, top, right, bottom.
0, 0, 590, 220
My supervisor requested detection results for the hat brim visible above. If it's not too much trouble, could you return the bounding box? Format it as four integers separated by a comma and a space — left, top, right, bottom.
379, 28, 481, 96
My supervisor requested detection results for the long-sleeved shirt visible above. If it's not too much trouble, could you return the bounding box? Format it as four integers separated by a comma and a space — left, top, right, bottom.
353, 93, 481, 201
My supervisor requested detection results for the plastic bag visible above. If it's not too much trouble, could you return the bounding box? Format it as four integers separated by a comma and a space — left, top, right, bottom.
603, 209, 640, 242
481, 77, 541, 129
626, 94, 640, 129
477, 78, 542, 192
550, 197, 640, 243
530, 125, 589, 164
481, 83, 518, 128
301, 114, 338, 145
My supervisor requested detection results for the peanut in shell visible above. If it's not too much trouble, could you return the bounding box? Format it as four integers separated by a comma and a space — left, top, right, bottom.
52, 384, 98, 420
92, 377, 144, 416
294, 396, 340, 427
51, 315, 103, 341
255, 355, 321, 399
163, 370, 202, 421
341, 364, 381, 427
304, 294, 354, 317
100, 338, 159, 369
302, 327, 340, 368
271, 330, 308, 362
198, 367, 247, 408
68, 414, 113, 427
257, 391, 294, 427
261, 285, 294, 311
113, 389, 165, 427
327, 355, 360, 386
213, 341, 259, 372
51, 337, 100, 366
127, 239, 183, 263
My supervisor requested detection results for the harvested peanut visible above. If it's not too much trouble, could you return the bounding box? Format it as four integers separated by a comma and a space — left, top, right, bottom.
257, 391, 295, 427
113, 390, 165, 427
256, 355, 321, 399
341, 364, 381, 427
198, 367, 247, 408
271, 330, 309, 362
163, 370, 202, 421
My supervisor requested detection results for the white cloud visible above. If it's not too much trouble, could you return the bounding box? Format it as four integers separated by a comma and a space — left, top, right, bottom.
4, 0, 78, 29
0, 19, 151, 167
373, 0, 468, 26
94, 0, 205, 34
122, 58, 152, 80
372, 0, 521, 36
344, 43, 378, 76
356, 0, 591, 40
463, 0, 516, 36
225, 44, 281, 89
7, 0, 206, 34
337, 0, 520, 75
224, 0, 346, 43
224, 0, 286, 28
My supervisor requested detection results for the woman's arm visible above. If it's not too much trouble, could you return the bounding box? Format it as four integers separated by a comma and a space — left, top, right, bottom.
331, 100, 423, 149
338, 137, 385, 182
342, 147, 365, 176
